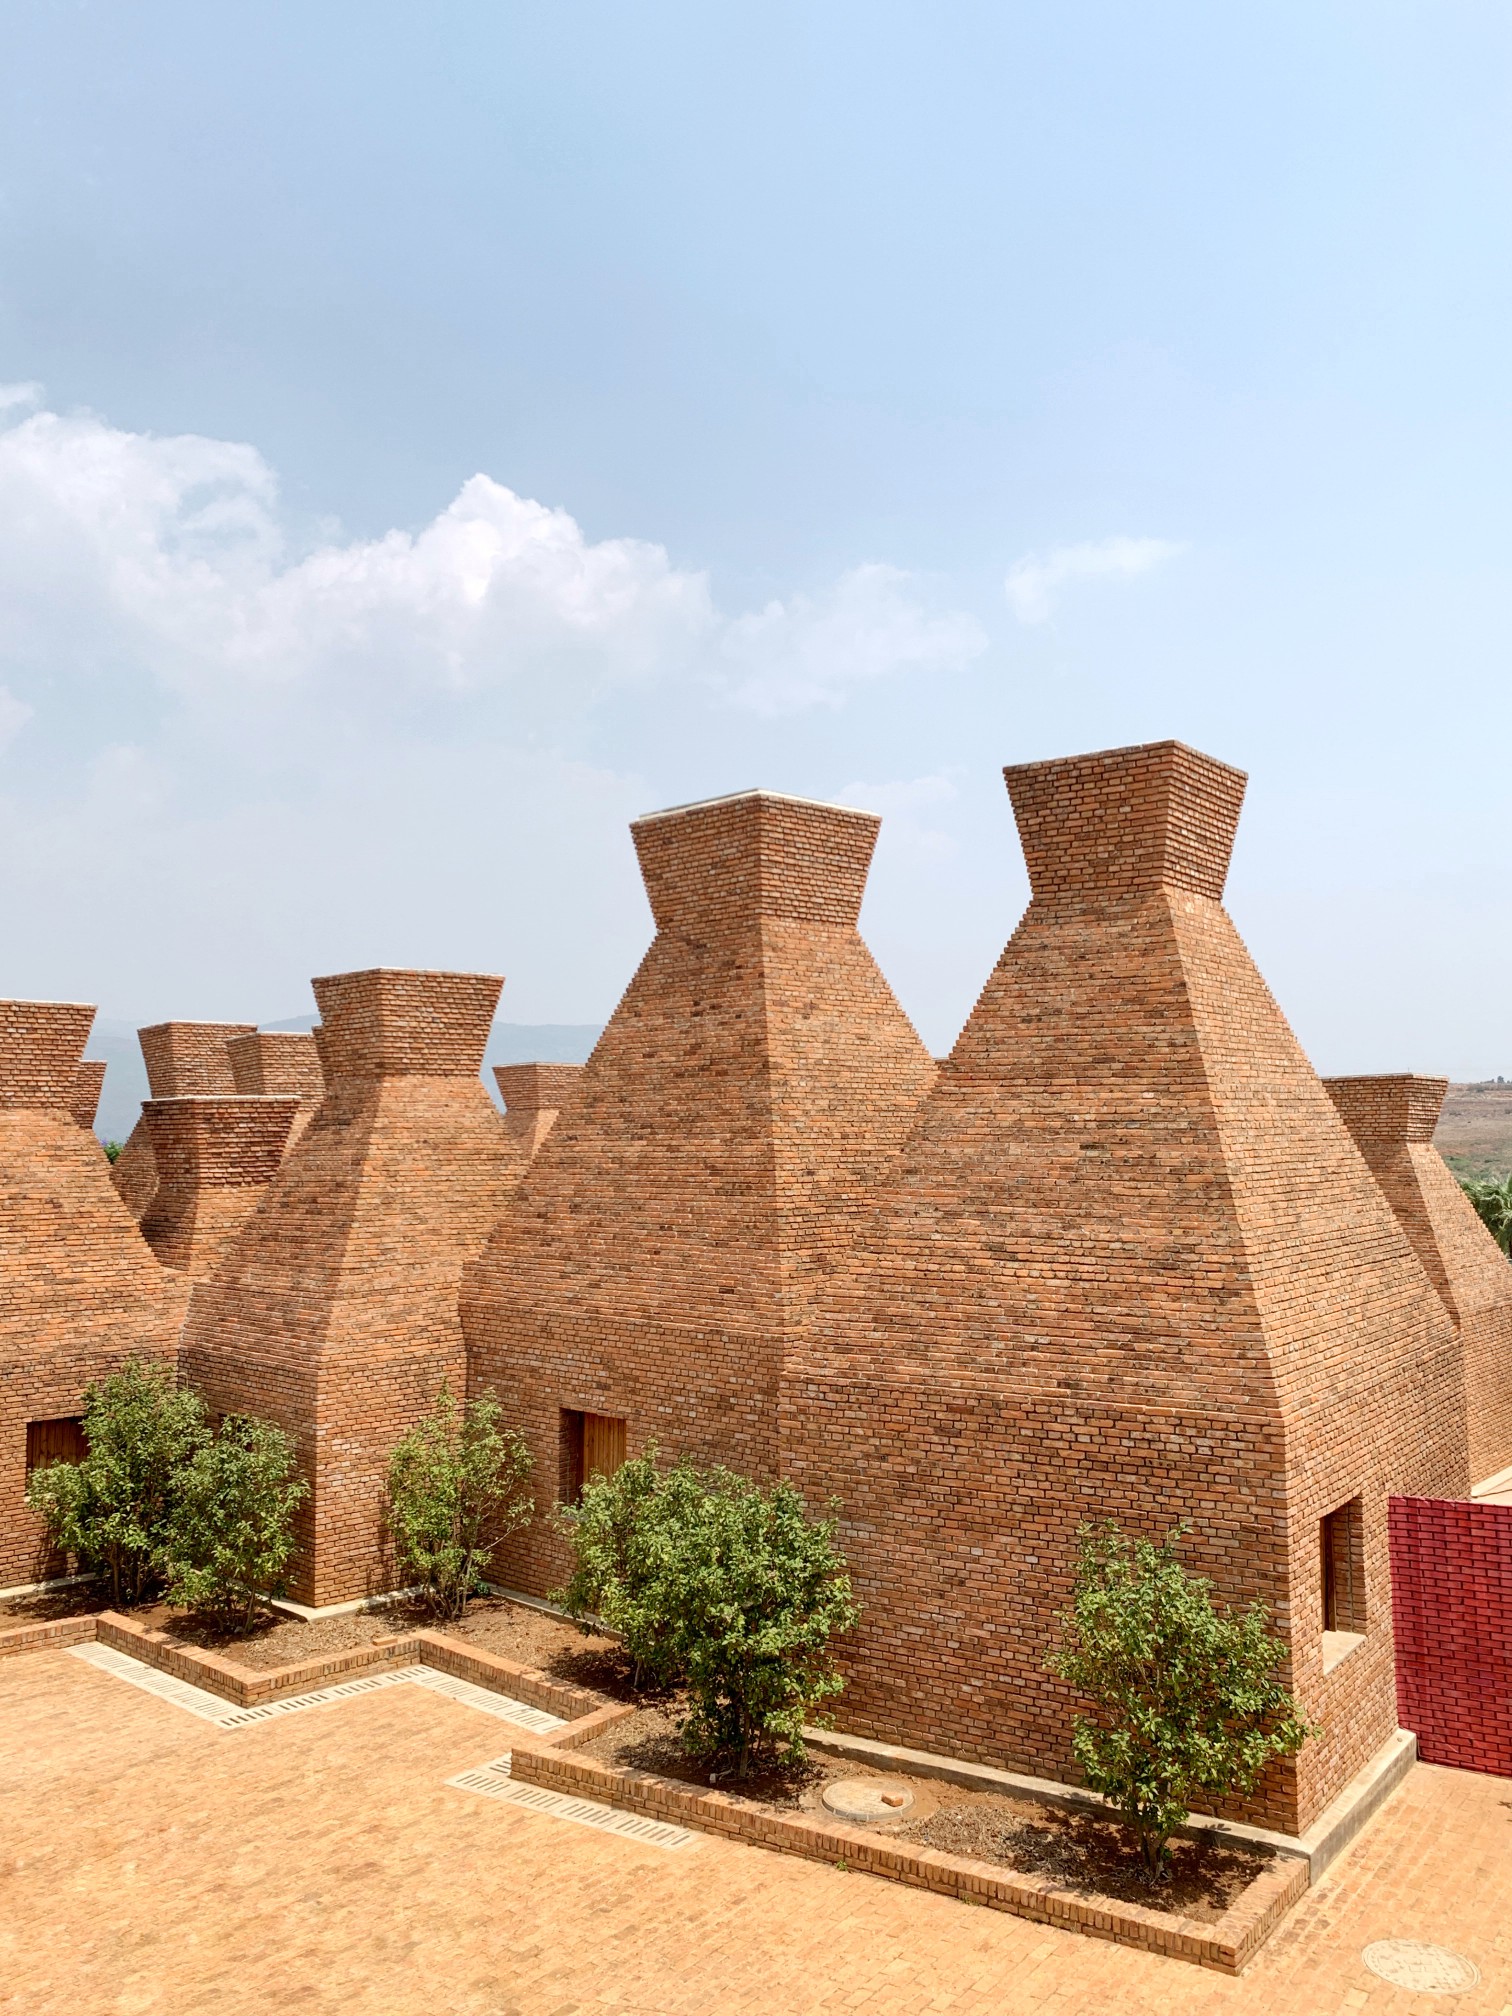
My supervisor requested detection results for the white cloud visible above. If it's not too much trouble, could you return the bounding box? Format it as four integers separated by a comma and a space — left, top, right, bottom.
1004, 535, 1187, 624
833, 772, 959, 859
720, 564, 986, 715
0, 381, 42, 414
0, 393, 986, 1023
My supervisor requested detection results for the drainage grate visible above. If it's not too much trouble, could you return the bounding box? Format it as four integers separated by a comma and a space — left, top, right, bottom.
446, 1765, 696, 1850
70, 1646, 564, 1737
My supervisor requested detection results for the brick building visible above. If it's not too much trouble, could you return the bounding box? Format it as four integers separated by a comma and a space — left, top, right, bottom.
138, 1096, 300, 1281
227, 1031, 325, 1151
0, 1001, 188, 1590
780, 742, 1469, 1836
494, 1062, 581, 1159
179, 970, 528, 1605
70, 1060, 106, 1134
1326, 1074, 1512, 1489
110, 1021, 256, 1220
463, 789, 937, 1596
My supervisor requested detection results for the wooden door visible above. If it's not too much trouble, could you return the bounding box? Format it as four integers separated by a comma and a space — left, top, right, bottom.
583, 1412, 627, 1486
26, 1417, 87, 1474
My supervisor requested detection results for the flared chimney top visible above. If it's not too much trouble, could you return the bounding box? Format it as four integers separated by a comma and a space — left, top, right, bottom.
1004, 740, 1247, 905
71, 1060, 106, 1130
1324, 1074, 1448, 1150
139, 1022, 256, 1099
311, 969, 502, 1079
141, 1096, 301, 1187
494, 1063, 582, 1116
632, 789, 879, 932
228, 1030, 325, 1102
0, 1000, 95, 1110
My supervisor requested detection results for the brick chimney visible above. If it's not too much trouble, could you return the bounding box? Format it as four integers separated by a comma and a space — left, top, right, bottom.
1325, 1074, 1447, 1154
494, 1062, 582, 1157
139, 1096, 300, 1279
139, 1020, 258, 1097
311, 970, 502, 1079
1003, 740, 1247, 906
228, 1031, 325, 1151
70, 1059, 107, 1132
0, 1001, 94, 1111
631, 789, 879, 932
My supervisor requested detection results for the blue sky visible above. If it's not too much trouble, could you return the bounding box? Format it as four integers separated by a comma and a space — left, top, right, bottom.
1, 2, 1510, 1070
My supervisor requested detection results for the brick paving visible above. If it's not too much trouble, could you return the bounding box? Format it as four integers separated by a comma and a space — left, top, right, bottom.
2, 1648, 1511, 2016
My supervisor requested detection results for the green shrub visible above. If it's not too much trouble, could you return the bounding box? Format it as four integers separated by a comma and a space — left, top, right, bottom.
1047, 1522, 1315, 1878
1461, 1172, 1512, 1256
26, 1360, 207, 1606
387, 1385, 533, 1619
668, 1472, 859, 1780
163, 1415, 309, 1633
102, 1139, 124, 1164
553, 1448, 703, 1688
558, 1452, 859, 1779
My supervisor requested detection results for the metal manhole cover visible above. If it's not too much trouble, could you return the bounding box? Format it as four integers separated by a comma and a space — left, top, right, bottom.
820, 1778, 914, 1822
1362, 1941, 1481, 1994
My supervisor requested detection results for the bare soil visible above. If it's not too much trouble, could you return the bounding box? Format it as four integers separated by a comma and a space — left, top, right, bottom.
0, 1581, 110, 1625
579, 1708, 1268, 1924
1437, 1083, 1512, 1180
131, 1593, 627, 1694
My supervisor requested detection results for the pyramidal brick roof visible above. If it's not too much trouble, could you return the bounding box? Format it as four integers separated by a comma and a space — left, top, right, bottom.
0, 1000, 189, 1587
1326, 1073, 1512, 1487
781, 740, 1468, 1836
180, 970, 528, 1605
463, 788, 937, 1593
110, 1021, 256, 1221
227, 1031, 325, 1151
139, 1095, 300, 1281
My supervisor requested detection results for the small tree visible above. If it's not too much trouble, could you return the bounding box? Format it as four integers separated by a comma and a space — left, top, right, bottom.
553, 1448, 702, 1688
1461, 1172, 1512, 1257
26, 1360, 207, 1606
665, 1471, 859, 1780
163, 1416, 309, 1633
387, 1385, 533, 1619
103, 1140, 124, 1164
1048, 1522, 1315, 1878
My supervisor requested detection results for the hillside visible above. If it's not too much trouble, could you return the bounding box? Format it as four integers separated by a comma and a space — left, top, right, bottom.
1435, 1081, 1512, 1179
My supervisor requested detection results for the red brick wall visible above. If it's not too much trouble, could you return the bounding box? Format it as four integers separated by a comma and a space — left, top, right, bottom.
111, 1021, 256, 1222
138, 1096, 299, 1280
494, 1063, 581, 1158
226, 1032, 325, 1150
1390, 1495, 1512, 1775
0, 1001, 188, 1588
1327, 1076, 1512, 1486
463, 790, 936, 1597
180, 971, 527, 1605
781, 742, 1467, 1835
70, 1061, 106, 1133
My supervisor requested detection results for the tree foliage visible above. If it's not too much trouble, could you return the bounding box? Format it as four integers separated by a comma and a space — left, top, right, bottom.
1461, 1172, 1512, 1257
26, 1359, 207, 1606
553, 1447, 699, 1687
163, 1415, 309, 1632
387, 1385, 533, 1619
1047, 1522, 1315, 1878
556, 1454, 859, 1779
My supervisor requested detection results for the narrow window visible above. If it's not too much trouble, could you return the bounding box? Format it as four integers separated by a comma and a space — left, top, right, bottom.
1321, 1496, 1366, 1635
26, 1418, 86, 1476
559, 1409, 627, 1505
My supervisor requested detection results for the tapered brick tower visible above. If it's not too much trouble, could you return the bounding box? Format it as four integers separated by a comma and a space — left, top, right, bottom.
493, 1063, 581, 1159
0, 1002, 189, 1588
1326, 1074, 1512, 1488
227, 1031, 325, 1151
463, 789, 937, 1595
781, 742, 1467, 1836
139, 1097, 300, 1280
110, 1021, 256, 1221
180, 971, 527, 1605
70, 1060, 106, 1133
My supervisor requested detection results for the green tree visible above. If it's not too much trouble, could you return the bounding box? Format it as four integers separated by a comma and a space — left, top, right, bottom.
163, 1415, 309, 1633
1048, 1522, 1315, 1878
667, 1470, 859, 1780
1461, 1172, 1512, 1257
25, 1359, 207, 1606
102, 1140, 124, 1164
387, 1385, 533, 1619
553, 1448, 702, 1688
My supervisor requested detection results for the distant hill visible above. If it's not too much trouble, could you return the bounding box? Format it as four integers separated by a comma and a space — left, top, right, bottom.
1435, 1082, 1512, 1181
88, 1016, 603, 1146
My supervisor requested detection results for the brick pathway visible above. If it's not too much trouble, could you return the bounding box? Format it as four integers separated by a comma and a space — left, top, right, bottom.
1, 1647, 1509, 2015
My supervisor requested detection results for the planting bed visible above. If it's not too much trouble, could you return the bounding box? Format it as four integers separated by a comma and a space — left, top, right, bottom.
0, 1582, 109, 1624
132, 1594, 626, 1686
579, 1707, 1269, 1925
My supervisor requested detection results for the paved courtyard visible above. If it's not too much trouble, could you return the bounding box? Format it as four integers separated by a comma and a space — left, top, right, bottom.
1, 1645, 1509, 2016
